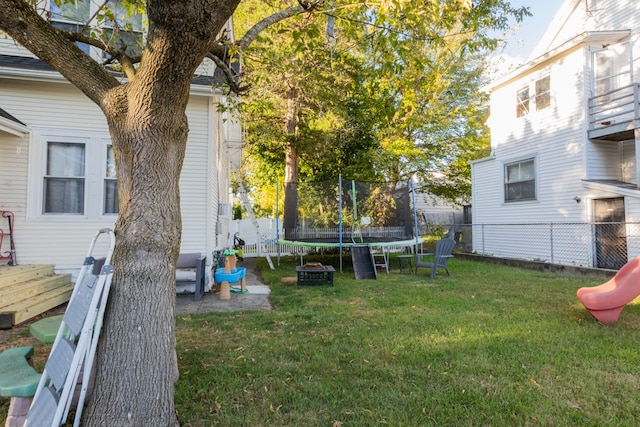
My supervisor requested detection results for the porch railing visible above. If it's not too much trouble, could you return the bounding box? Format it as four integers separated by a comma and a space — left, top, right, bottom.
588, 83, 640, 129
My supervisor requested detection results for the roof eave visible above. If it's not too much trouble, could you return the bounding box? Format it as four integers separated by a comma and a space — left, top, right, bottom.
0, 116, 29, 137
485, 30, 632, 93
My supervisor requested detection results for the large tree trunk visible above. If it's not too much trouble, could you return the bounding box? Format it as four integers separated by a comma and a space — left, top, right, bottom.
81, 82, 187, 425
283, 87, 299, 240
79, 2, 239, 425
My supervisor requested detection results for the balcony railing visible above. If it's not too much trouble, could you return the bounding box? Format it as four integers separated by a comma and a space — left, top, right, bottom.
588, 83, 640, 130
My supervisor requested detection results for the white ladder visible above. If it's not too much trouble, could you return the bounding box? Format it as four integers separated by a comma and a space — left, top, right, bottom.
233, 170, 275, 270
25, 228, 116, 427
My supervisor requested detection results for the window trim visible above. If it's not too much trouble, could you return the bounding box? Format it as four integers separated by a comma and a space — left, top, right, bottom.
27, 129, 116, 221
43, 141, 86, 215
103, 144, 118, 215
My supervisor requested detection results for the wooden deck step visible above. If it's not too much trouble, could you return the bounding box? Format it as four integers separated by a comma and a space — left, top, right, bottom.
0, 265, 55, 289
0, 279, 72, 329
0, 265, 73, 329
0, 274, 72, 309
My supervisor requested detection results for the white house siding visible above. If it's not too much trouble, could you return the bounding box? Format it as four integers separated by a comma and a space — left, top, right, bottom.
621, 140, 636, 184
0, 133, 29, 209
0, 75, 225, 272
531, 1, 639, 61
0, 39, 34, 58
413, 192, 463, 226
474, 0, 640, 267
474, 46, 593, 265
482, 48, 588, 224
180, 96, 213, 255
0, 132, 29, 264
587, 140, 624, 181
0, 79, 115, 270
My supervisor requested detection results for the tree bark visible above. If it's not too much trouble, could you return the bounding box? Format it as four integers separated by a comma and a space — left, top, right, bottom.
81, 83, 188, 426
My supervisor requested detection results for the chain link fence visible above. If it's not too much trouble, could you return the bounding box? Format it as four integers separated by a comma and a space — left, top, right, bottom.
432, 222, 640, 270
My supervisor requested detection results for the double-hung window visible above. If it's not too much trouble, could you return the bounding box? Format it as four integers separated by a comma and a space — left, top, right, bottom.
516, 87, 529, 118
43, 142, 85, 214
49, 2, 91, 54
104, 146, 118, 214
30, 132, 117, 220
49, 1, 144, 60
505, 158, 536, 202
535, 76, 551, 111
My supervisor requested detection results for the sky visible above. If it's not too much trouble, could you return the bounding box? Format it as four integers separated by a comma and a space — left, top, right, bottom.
496, 0, 565, 63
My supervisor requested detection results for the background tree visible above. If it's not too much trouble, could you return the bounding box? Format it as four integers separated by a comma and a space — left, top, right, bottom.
237, 0, 529, 220
0, 0, 528, 424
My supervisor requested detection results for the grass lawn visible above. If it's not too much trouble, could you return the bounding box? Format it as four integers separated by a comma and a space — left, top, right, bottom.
175, 255, 640, 426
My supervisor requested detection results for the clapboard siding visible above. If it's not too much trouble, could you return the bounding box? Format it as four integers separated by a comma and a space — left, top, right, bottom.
0, 80, 108, 131
0, 39, 34, 58
0, 77, 230, 272
478, 46, 588, 225
0, 134, 29, 208
180, 96, 212, 253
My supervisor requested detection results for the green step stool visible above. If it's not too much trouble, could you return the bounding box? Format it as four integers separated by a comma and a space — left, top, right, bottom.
29, 314, 63, 344
0, 346, 41, 397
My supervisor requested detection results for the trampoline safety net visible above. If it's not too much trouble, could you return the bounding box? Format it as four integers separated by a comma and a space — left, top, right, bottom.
284, 179, 414, 244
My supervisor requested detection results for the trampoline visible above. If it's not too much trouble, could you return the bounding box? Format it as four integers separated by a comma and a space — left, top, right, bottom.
276, 177, 422, 271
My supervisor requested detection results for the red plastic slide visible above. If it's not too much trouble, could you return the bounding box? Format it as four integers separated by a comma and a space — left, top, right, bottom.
576, 257, 640, 324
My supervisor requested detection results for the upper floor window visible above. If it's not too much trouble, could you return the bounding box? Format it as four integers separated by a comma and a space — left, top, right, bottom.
516, 76, 551, 118
49, 1, 144, 59
50, 1, 91, 53
516, 87, 529, 118
505, 158, 536, 202
535, 76, 551, 111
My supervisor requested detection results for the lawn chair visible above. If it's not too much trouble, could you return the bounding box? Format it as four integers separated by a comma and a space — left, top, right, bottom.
416, 237, 455, 279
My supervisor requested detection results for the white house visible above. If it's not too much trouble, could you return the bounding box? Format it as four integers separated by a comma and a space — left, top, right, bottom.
0, 5, 241, 276
471, 0, 640, 269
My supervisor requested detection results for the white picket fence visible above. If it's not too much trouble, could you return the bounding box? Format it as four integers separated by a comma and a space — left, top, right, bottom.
229, 218, 306, 257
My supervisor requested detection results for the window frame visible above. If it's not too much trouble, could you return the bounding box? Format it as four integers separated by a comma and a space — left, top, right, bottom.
49, 0, 145, 61
103, 144, 118, 215
28, 130, 116, 221
535, 76, 551, 111
516, 86, 529, 118
43, 141, 86, 215
504, 157, 537, 203
516, 75, 551, 118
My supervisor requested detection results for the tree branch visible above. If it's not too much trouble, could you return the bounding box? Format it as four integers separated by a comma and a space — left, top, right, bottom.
207, 53, 251, 94
64, 31, 140, 79
236, 5, 304, 51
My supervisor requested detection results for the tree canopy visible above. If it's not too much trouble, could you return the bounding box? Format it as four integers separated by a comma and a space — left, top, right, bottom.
234, 0, 529, 213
